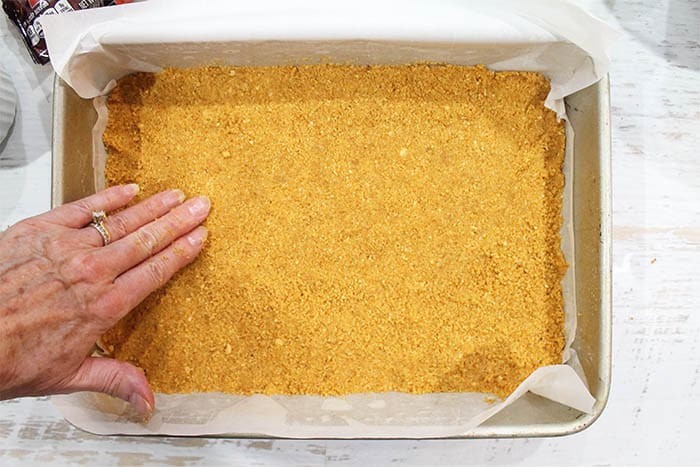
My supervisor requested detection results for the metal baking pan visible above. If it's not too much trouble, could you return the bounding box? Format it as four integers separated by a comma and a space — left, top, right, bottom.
51, 69, 611, 438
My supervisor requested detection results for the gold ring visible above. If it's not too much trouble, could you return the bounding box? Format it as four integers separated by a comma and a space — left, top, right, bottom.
89, 210, 111, 246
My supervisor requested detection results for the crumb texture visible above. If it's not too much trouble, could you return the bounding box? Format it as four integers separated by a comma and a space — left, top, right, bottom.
103, 64, 566, 398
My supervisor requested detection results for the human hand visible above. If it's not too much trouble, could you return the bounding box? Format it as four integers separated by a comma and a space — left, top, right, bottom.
0, 184, 210, 420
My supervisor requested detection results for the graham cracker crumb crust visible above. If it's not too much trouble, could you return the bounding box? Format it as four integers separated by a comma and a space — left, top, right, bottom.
103, 64, 566, 398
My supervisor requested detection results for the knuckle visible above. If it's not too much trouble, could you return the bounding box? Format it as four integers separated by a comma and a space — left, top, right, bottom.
158, 194, 172, 211
48, 235, 72, 258
180, 241, 198, 262
134, 228, 159, 256
146, 258, 170, 286
66, 252, 105, 282
90, 285, 128, 330
94, 282, 122, 311
133, 197, 158, 222
163, 218, 182, 239
107, 287, 127, 313
152, 196, 171, 217
163, 209, 184, 229
172, 203, 194, 224
100, 364, 127, 396
152, 212, 185, 245
132, 198, 164, 227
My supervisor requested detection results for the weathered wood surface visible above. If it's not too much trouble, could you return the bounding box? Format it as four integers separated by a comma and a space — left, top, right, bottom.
1, 0, 698, 464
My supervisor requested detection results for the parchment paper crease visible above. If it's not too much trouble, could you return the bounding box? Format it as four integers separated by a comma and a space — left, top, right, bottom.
43, 0, 614, 438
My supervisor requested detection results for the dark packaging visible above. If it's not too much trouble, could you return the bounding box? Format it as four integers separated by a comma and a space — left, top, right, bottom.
3, 0, 133, 65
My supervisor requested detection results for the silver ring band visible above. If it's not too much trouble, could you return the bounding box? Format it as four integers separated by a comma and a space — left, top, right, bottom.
89, 210, 111, 246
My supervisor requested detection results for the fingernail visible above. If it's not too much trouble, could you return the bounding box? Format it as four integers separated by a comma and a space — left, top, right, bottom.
128, 393, 153, 422
126, 183, 140, 195
188, 227, 208, 246
168, 189, 186, 204
188, 196, 211, 216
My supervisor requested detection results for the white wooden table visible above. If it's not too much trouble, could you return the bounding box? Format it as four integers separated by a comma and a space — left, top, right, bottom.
1, 1, 698, 465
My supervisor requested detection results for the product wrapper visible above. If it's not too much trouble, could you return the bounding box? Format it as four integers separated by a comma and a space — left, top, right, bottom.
42, 0, 616, 437
1, 0, 133, 64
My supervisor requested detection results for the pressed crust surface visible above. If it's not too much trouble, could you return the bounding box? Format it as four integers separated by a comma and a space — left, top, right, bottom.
102, 64, 566, 398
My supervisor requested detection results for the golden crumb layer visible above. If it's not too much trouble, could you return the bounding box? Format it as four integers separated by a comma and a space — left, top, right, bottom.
102, 64, 566, 398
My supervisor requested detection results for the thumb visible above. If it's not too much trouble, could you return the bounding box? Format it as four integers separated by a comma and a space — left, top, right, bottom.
59, 357, 155, 421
